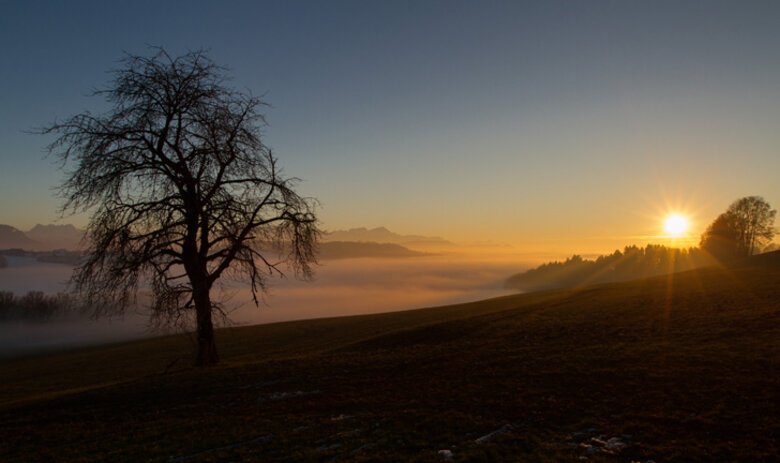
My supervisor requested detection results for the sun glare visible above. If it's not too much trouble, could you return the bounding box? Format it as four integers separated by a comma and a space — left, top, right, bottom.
664, 214, 688, 237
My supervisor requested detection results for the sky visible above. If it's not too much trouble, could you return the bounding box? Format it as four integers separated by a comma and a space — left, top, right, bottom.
2, 0, 779, 255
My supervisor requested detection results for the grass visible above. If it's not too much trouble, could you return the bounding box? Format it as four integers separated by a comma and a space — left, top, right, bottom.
1, 258, 778, 462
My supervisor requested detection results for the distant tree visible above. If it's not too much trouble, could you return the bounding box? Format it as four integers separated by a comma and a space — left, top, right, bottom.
701, 196, 776, 261
0, 291, 81, 321
0, 254, 7, 268
0, 291, 13, 320
41, 49, 320, 365
700, 213, 741, 263
727, 196, 776, 255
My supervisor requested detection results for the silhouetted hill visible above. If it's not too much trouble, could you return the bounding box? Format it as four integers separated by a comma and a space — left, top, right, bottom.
318, 241, 429, 259
736, 249, 780, 268
26, 224, 84, 250
0, 225, 40, 250
324, 227, 453, 248
505, 244, 715, 292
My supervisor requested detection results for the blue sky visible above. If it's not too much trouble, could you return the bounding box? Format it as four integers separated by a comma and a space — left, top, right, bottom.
2, 1, 779, 252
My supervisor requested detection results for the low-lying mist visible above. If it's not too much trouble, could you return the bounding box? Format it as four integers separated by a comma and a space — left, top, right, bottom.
0, 253, 529, 357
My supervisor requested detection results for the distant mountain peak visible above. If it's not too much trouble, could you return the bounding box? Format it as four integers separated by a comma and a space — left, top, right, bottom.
29, 223, 80, 232
0, 223, 85, 251
323, 226, 453, 248
318, 241, 430, 260
27, 223, 85, 250
0, 224, 41, 250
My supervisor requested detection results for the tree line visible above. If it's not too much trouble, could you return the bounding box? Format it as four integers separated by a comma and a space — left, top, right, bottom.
505, 245, 713, 291
0, 291, 84, 322
507, 196, 777, 292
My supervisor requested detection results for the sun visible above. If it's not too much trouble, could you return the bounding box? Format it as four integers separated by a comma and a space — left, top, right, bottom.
664, 214, 688, 237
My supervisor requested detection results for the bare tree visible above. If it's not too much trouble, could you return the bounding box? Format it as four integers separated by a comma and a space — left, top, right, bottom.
701, 196, 776, 261
42, 49, 319, 365
725, 196, 776, 256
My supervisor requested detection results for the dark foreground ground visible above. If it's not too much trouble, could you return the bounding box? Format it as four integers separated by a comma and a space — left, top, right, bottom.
1, 257, 778, 462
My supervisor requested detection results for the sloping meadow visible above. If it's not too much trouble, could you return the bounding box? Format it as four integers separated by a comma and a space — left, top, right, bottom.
1, 261, 778, 461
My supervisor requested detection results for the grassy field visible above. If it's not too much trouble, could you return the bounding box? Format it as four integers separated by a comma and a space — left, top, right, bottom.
1, 257, 778, 462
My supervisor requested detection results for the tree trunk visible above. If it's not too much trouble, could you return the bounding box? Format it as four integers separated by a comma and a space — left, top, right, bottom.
193, 284, 219, 366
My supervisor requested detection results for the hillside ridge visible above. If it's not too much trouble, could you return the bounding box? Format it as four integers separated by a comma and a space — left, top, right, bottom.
1, 259, 778, 461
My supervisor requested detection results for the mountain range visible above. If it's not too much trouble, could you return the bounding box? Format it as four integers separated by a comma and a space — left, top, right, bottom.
0, 224, 441, 258
317, 241, 429, 260
323, 227, 453, 248
0, 224, 84, 251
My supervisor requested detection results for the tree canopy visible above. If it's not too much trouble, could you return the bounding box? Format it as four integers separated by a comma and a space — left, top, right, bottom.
43, 48, 319, 365
701, 196, 776, 262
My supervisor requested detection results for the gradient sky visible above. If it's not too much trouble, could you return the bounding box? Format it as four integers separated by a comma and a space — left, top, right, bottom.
1, 1, 779, 254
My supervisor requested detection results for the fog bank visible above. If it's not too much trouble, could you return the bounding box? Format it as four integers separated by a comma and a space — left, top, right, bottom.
0, 253, 528, 357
